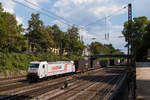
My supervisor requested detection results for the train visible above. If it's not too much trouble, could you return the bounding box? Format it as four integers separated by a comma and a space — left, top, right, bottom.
27, 59, 123, 81
27, 59, 105, 81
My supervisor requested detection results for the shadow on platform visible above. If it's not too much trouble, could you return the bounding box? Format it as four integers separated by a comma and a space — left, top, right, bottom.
136, 80, 150, 100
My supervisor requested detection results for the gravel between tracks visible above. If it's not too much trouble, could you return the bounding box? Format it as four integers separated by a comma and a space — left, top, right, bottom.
0, 67, 126, 100
0, 68, 102, 100
37, 67, 125, 100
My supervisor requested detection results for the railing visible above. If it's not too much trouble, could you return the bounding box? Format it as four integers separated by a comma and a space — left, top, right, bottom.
109, 73, 128, 100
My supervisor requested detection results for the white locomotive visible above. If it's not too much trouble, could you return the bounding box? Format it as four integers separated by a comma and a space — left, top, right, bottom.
27, 61, 75, 80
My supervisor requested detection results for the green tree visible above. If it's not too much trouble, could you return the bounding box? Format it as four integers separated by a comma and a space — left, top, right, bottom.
90, 42, 107, 55
27, 13, 54, 52
0, 5, 27, 52
122, 16, 149, 61
0, 3, 3, 12
39, 26, 54, 51
51, 24, 64, 49
51, 25, 85, 56
67, 26, 79, 40
27, 13, 43, 52
66, 26, 85, 55
137, 20, 150, 61
89, 42, 121, 56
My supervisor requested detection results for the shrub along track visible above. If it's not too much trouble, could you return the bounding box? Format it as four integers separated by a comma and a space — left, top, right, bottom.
0, 68, 103, 100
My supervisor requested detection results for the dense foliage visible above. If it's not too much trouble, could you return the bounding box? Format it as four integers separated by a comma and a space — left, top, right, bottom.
122, 16, 150, 61
0, 4, 27, 53
0, 52, 84, 71
89, 42, 122, 56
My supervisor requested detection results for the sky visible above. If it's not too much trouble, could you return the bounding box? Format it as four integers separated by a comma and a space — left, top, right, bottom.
0, 0, 150, 53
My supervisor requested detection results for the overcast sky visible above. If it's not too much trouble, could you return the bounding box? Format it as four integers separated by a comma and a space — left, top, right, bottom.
0, 0, 150, 53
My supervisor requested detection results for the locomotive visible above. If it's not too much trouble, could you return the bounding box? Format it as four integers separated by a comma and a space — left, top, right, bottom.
27, 59, 108, 81
27, 61, 75, 80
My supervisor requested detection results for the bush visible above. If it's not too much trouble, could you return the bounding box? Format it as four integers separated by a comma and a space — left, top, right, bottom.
0, 52, 83, 71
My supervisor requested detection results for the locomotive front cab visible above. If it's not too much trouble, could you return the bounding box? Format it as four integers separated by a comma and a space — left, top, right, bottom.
27, 62, 40, 80
27, 61, 48, 81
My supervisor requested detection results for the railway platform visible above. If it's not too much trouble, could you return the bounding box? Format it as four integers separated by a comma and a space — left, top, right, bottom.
136, 66, 150, 100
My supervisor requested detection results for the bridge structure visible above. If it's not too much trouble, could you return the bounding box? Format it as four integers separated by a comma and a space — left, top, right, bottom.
85, 54, 131, 59
91, 54, 131, 58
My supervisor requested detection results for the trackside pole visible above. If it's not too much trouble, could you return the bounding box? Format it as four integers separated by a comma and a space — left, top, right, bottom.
127, 3, 136, 100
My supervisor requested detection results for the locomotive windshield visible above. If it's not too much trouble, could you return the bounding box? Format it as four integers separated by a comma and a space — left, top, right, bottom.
30, 63, 39, 68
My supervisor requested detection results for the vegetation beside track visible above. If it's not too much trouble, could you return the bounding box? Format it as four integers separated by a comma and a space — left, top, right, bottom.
0, 52, 84, 72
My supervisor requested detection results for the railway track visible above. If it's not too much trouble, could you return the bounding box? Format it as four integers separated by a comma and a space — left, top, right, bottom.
0, 76, 26, 86
0, 76, 26, 81
46, 70, 107, 100
46, 69, 125, 100
0, 67, 126, 100
0, 68, 103, 100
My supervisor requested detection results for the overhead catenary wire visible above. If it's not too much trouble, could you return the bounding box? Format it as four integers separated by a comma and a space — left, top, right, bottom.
78, 4, 128, 45
12, 0, 128, 31
13, 0, 115, 42
23, 0, 78, 27
13, 0, 128, 31
82, 5, 128, 29
12, 0, 73, 27
11, 0, 127, 45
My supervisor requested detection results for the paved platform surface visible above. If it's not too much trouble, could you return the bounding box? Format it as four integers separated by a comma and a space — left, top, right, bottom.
136, 67, 150, 100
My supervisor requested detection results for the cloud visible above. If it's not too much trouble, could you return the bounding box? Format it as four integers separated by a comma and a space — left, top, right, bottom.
112, 25, 123, 30
52, 0, 128, 50
16, 16, 23, 25
51, 19, 69, 31
89, 5, 126, 18
52, 0, 127, 35
79, 29, 94, 38
53, 0, 127, 24
79, 23, 125, 51
0, 0, 15, 13
79, 29, 95, 45
19, 0, 50, 10
133, 0, 150, 17
0, 0, 50, 13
